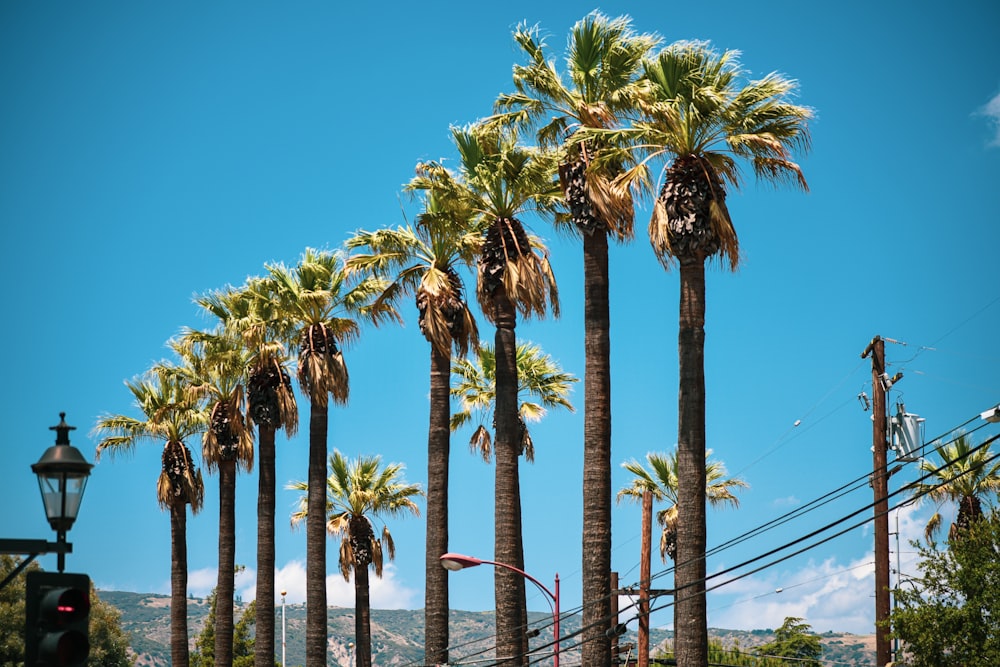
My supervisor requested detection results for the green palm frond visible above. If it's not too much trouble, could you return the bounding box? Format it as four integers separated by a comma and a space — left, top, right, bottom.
451, 341, 576, 462
912, 433, 1000, 540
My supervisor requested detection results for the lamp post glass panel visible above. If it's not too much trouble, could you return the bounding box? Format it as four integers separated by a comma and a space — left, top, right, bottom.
32, 413, 93, 572
440, 553, 560, 667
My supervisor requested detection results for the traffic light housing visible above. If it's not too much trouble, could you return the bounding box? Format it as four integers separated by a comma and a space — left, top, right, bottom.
25, 571, 91, 666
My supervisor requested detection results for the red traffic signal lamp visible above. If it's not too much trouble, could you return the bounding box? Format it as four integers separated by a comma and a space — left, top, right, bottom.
25, 571, 90, 666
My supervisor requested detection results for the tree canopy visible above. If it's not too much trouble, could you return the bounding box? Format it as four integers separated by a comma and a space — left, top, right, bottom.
891, 509, 1000, 666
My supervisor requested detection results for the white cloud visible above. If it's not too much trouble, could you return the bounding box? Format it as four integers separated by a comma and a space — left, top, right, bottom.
235, 559, 420, 610
705, 503, 933, 634
978, 90, 1000, 147
771, 495, 800, 508
187, 567, 220, 597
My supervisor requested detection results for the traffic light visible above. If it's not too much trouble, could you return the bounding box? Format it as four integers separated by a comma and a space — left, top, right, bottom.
25, 571, 90, 667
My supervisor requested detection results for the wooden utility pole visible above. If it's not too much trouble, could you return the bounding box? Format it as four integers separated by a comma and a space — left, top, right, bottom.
639, 490, 652, 667
862, 336, 895, 666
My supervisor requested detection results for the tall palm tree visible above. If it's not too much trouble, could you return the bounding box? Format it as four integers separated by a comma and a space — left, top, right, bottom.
197, 279, 300, 667
912, 433, 1000, 542
494, 15, 658, 662
265, 248, 395, 666
166, 328, 254, 667
345, 199, 480, 666
593, 41, 810, 667
289, 451, 422, 667
412, 123, 560, 666
94, 371, 207, 667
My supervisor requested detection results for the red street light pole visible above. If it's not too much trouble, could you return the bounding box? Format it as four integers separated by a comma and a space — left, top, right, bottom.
440, 552, 560, 667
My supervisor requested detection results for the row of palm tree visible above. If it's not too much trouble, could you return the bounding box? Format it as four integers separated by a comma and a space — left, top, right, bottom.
94, 10, 816, 667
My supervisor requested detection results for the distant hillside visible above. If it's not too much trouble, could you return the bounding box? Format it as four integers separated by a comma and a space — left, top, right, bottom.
100, 591, 875, 666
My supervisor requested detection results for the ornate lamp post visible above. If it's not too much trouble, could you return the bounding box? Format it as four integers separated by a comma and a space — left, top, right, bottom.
441, 552, 560, 667
0, 413, 93, 585
31, 413, 93, 572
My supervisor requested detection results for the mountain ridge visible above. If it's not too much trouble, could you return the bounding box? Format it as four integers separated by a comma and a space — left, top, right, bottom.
100, 590, 876, 666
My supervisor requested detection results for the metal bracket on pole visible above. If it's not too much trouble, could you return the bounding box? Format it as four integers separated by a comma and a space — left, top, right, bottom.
0, 538, 71, 590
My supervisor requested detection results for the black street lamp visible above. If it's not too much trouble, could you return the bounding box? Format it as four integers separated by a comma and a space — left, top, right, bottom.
0, 413, 93, 586
31, 413, 93, 572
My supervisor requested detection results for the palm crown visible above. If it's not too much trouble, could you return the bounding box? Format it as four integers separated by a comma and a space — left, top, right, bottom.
912, 433, 1000, 541
289, 450, 422, 580
94, 371, 207, 511
410, 124, 560, 323
346, 196, 480, 358
494, 11, 658, 240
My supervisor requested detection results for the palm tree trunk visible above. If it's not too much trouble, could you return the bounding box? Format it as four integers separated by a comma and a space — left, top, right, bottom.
425, 345, 451, 666
255, 425, 277, 667
582, 229, 613, 667
493, 287, 523, 667
675, 257, 708, 667
216, 460, 237, 667
355, 561, 373, 667
307, 404, 330, 667
170, 500, 190, 667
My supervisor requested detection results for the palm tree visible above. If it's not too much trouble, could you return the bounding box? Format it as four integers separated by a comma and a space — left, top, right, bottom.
411, 123, 560, 666
345, 199, 479, 666
594, 41, 810, 667
289, 451, 422, 667
619, 449, 746, 663
265, 248, 395, 666
166, 328, 254, 667
94, 371, 207, 667
197, 279, 300, 667
912, 433, 1000, 542
494, 15, 658, 662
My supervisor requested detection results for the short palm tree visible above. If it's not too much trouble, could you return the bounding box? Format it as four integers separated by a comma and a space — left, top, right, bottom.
265, 248, 395, 666
94, 371, 207, 667
289, 451, 422, 667
619, 449, 746, 651
494, 16, 658, 661
594, 41, 811, 667
346, 198, 479, 666
912, 433, 1000, 542
166, 328, 254, 667
197, 279, 299, 667
411, 123, 560, 666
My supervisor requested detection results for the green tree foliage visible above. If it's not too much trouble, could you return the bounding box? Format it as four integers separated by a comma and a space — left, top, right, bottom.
891, 509, 1000, 666
754, 617, 822, 667
191, 588, 258, 667
0, 555, 134, 667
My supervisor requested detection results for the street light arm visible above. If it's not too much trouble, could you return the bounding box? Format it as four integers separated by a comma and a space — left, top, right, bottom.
440, 552, 560, 667
440, 552, 556, 605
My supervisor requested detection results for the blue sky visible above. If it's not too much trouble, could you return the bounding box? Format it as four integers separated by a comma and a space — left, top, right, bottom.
2, 0, 999, 640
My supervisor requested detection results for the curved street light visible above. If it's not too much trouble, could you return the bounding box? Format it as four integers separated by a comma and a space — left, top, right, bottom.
440, 552, 560, 667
